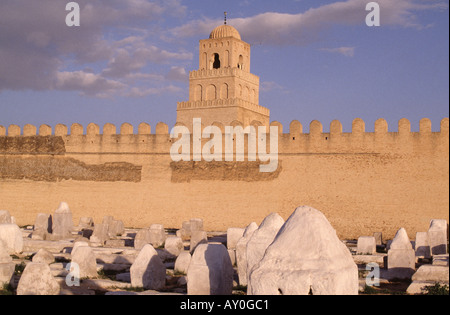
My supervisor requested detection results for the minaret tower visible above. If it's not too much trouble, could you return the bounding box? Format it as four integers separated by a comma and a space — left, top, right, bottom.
176, 17, 270, 129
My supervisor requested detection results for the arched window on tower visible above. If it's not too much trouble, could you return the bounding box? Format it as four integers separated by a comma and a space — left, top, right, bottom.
238, 55, 244, 70
213, 53, 221, 69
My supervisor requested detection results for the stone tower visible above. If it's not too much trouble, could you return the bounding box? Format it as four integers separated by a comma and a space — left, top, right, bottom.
176, 23, 270, 129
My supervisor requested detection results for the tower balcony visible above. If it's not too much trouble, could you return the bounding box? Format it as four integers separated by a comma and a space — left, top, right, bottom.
190, 67, 259, 86
177, 98, 270, 117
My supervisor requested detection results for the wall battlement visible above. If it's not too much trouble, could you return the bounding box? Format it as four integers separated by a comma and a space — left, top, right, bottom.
1, 118, 448, 156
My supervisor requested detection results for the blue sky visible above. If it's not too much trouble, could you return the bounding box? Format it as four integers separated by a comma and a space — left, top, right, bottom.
0, 0, 448, 133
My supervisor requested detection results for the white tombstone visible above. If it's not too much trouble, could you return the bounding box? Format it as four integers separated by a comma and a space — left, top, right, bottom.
72, 241, 89, 254
248, 206, 359, 295
0, 224, 23, 254
33, 213, 52, 233
412, 264, 449, 283
228, 249, 236, 266
52, 202, 74, 239
149, 224, 166, 248
177, 221, 192, 241
109, 220, 125, 237
387, 228, 416, 279
227, 227, 245, 250
0, 210, 12, 224
357, 236, 376, 255
190, 230, 208, 254
415, 232, 431, 259
102, 216, 125, 238
134, 229, 151, 250
90, 223, 109, 245
187, 243, 234, 295
0, 241, 15, 287
16, 263, 60, 295
190, 218, 203, 233
32, 248, 55, 265
373, 232, 383, 246
174, 251, 191, 275
177, 218, 204, 241
78, 217, 94, 229
428, 219, 448, 256
130, 244, 166, 290
0, 241, 12, 264
236, 222, 258, 286
246, 213, 285, 287
71, 246, 98, 278
164, 236, 184, 257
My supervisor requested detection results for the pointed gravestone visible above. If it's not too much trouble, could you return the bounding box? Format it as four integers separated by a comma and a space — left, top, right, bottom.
248, 206, 359, 295
32, 248, 55, 265
236, 222, 258, 286
130, 244, 166, 290
387, 228, 416, 279
16, 263, 60, 295
187, 243, 234, 295
246, 213, 285, 288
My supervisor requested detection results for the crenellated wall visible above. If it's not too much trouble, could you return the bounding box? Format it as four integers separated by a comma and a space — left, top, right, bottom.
0, 117, 448, 239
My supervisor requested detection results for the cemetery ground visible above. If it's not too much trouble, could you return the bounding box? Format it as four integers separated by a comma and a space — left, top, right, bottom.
0, 206, 448, 296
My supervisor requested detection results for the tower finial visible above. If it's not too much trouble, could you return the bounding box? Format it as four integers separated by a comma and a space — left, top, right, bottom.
224, 12, 227, 25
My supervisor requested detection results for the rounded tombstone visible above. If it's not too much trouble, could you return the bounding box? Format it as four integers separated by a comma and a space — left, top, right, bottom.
187, 243, 234, 295
248, 206, 359, 295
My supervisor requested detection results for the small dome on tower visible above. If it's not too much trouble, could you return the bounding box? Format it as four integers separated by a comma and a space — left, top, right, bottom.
209, 25, 241, 40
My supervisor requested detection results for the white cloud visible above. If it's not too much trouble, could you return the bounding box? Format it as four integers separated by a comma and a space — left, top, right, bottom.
126, 85, 183, 97
170, 0, 448, 45
260, 81, 288, 93
54, 71, 126, 98
165, 66, 189, 82
320, 47, 355, 57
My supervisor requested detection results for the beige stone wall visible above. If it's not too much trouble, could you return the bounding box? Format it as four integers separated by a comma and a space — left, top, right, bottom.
188, 68, 260, 103
0, 118, 448, 240
176, 101, 270, 129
